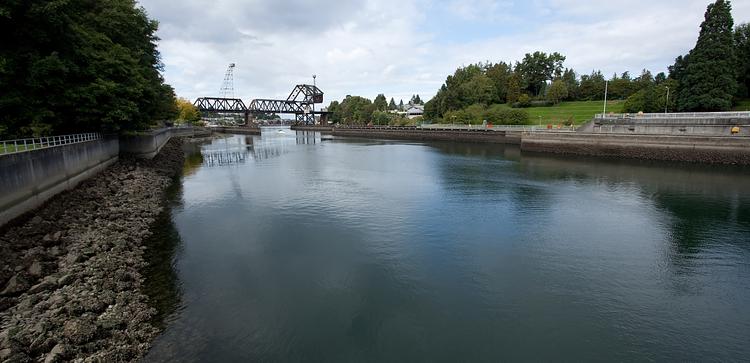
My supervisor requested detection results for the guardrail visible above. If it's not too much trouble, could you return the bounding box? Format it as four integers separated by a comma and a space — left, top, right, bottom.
595, 112, 750, 119
0, 133, 101, 155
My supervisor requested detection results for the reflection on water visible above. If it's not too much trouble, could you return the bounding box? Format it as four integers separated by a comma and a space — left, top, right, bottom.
142, 176, 184, 328
145, 130, 750, 361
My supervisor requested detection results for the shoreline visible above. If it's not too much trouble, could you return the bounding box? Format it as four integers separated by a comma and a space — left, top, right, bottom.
291, 126, 750, 165
0, 138, 185, 362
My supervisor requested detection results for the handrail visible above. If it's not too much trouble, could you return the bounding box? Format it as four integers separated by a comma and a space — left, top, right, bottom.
595, 112, 750, 119
0, 133, 101, 155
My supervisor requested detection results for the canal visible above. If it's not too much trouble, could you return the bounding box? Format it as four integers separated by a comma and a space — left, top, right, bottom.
144, 127, 750, 361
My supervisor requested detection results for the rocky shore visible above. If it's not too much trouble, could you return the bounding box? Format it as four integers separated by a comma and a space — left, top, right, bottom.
0, 138, 185, 362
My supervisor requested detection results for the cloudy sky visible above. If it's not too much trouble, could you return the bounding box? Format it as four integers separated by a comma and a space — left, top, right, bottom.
138, 0, 750, 105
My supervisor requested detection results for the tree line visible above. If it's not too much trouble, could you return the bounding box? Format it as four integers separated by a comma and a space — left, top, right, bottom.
0, 0, 178, 138
423, 0, 749, 123
326, 94, 424, 125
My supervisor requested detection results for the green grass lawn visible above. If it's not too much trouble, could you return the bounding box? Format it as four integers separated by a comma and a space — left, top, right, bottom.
520, 100, 624, 125
732, 99, 750, 111
0, 144, 33, 154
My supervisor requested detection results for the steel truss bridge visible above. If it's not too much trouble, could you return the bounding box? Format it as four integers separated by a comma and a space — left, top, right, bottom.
194, 84, 327, 125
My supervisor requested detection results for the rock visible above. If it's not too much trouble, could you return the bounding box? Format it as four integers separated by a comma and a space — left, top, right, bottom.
63, 319, 97, 344
0, 348, 12, 360
44, 344, 66, 363
28, 279, 55, 294
65, 253, 82, 265
52, 231, 63, 241
57, 274, 74, 286
30, 216, 43, 225
0, 274, 29, 296
28, 261, 43, 277
49, 246, 62, 257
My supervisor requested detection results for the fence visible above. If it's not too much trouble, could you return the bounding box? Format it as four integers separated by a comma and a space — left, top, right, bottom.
0, 133, 101, 155
595, 112, 750, 119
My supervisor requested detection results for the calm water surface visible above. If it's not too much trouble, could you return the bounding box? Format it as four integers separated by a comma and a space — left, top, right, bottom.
144, 127, 750, 362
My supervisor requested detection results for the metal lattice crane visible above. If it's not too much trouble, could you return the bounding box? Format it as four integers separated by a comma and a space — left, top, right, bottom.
219, 63, 236, 99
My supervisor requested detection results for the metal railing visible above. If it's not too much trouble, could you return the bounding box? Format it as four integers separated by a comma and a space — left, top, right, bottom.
595, 111, 750, 119
0, 133, 101, 155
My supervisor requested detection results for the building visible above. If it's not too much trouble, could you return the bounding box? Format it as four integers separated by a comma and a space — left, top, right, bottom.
405, 105, 424, 119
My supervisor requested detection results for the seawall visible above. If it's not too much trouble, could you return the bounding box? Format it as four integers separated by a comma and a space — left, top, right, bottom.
295, 126, 750, 165
1, 127, 202, 228
521, 133, 750, 165
329, 127, 522, 144
0, 138, 120, 227
0, 139, 186, 362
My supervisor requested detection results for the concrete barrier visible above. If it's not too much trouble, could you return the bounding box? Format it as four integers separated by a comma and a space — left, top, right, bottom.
521, 133, 750, 165
592, 117, 750, 136
0, 137, 119, 226
119, 127, 197, 159
330, 128, 522, 144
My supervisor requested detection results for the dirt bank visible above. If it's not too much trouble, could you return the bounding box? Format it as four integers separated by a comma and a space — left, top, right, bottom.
0, 138, 185, 362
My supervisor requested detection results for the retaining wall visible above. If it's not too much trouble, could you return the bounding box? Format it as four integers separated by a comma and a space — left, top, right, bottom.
592, 117, 750, 136
330, 128, 522, 144
521, 133, 750, 165
0, 137, 120, 226
119, 127, 198, 159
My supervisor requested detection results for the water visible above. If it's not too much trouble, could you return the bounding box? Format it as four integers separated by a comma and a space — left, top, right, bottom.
145, 127, 750, 361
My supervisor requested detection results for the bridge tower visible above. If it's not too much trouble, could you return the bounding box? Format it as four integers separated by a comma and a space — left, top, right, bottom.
220, 63, 236, 99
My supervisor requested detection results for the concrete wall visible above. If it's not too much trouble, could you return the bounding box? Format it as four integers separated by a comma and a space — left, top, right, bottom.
330, 128, 521, 144
119, 127, 199, 159
592, 117, 750, 136
521, 133, 750, 165
0, 137, 119, 226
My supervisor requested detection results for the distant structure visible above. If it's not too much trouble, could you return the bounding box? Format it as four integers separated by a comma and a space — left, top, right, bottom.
405, 104, 424, 119
219, 63, 236, 99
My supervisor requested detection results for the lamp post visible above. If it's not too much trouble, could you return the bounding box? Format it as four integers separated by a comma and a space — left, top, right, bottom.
665, 86, 670, 114
603, 80, 609, 116
312, 74, 317, 124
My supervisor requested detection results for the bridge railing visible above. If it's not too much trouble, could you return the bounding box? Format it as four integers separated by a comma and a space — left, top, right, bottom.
595, 111, 750, 119
0, 133, 101, 155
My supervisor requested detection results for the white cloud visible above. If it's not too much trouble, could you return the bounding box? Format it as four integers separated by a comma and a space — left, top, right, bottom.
138, 0, 750, 105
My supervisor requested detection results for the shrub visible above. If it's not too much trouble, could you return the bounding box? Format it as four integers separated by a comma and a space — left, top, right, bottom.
484, 105, 529, 125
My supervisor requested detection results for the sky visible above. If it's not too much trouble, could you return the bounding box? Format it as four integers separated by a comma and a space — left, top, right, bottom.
137, 0, 750, 105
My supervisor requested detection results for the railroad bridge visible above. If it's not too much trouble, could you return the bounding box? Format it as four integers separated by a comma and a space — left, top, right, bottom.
194, 84, 327, 125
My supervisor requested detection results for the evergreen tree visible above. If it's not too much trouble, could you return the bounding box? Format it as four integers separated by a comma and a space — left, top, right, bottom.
414, 95, 423, 104
388, 97, 397, 110
735, 23, 750, 98
506, 73, 522, 104
676, 0, 737, 111
373, 94, 388, 111
398, 99, 404, 111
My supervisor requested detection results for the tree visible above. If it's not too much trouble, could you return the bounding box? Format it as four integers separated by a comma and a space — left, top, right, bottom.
735, 23, 750, 98
460, 73, 494, 106
486, 62, 511, 103
506, 73, 522, 104
623, 79, 678, 113
373, 94, 388, 111
578, 70, 606, 100
398, 99, 404, 111
0, 0, 177, 138
546, 79, 569, 104
561, 68, 579, 100
413, 94, 423, 104
175, 98, 200, 124
514, 51, 566, 96
676, 0, 737, 111
388, 97, 397, 110
333, 96, 375, 125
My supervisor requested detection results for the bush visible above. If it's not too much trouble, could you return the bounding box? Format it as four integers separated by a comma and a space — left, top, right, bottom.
483, 105, 529, 125
529, 100, 554, 107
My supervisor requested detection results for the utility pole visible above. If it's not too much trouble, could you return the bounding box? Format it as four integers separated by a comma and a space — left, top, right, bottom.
312, 74, 317, 124
603, 80, 609, 116
665, 86, 670, 114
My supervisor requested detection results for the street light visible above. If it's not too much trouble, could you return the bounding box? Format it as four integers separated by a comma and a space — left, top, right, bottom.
665, 86, 670, 114
312, 74, 317, 124
603, 80, 609, 115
